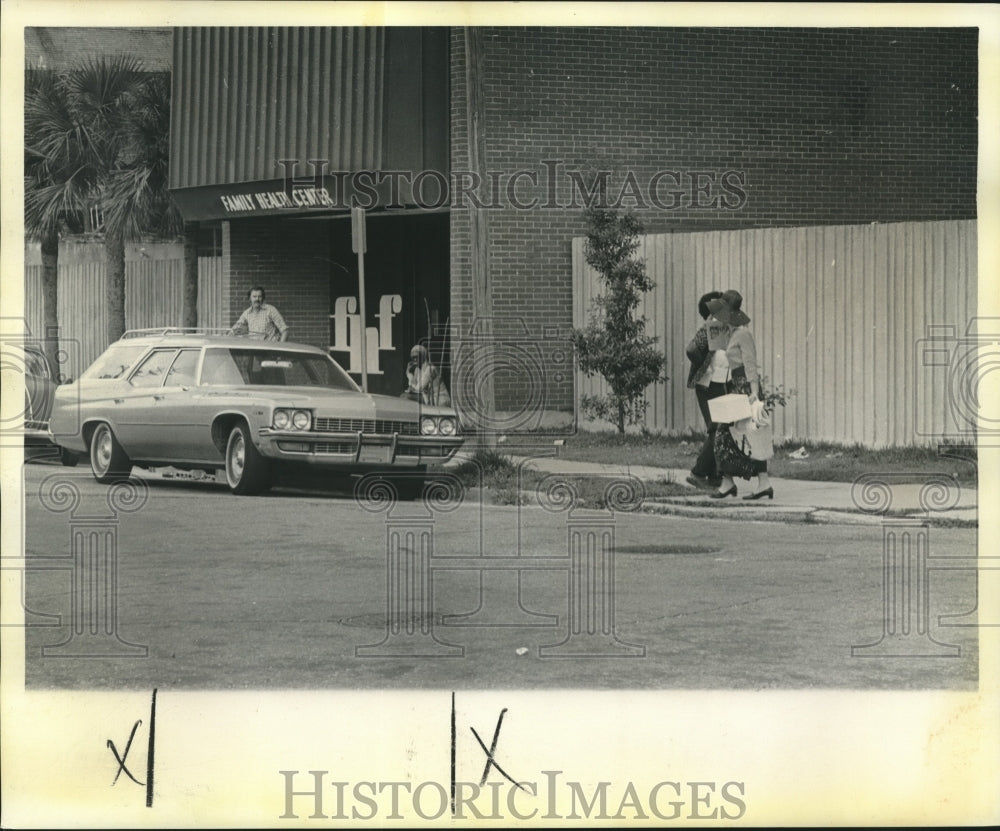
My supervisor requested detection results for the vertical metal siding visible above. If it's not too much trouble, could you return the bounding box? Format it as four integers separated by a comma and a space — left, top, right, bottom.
574, 220, 977, 447
169, 27, 385, 189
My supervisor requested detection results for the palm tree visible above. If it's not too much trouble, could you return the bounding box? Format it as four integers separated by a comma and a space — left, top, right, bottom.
102, 72, 192, 326
60, 55, 146, 343
24, 70, 89, 370
27, 58, 197, 351
25, 56, 148, 347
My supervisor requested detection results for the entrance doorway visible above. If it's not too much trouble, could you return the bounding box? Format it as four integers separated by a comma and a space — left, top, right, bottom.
327, 211, 449, 397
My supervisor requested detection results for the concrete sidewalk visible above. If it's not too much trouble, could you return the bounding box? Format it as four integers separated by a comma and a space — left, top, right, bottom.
496, 454, 979, 526
132, 449, 977, 527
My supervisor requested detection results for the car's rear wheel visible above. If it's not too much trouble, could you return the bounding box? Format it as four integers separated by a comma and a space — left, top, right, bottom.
225, 422, 271, 495
59, 446, 80, 467
89, 423, 131, 483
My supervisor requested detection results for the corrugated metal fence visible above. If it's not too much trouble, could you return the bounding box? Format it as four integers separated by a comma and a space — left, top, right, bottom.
573, 220, 977, 447
24, 247, 225, 374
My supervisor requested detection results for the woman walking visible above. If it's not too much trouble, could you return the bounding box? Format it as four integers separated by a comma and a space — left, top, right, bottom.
707, 290, 774, 501
685, 290, 725, 489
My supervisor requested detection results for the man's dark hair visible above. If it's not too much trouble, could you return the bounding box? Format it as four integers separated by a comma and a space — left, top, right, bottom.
247, 286, 266, 301
698, 290, 724, 320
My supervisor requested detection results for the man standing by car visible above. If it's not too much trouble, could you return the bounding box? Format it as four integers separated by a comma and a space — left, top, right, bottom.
228, 286, 289, 341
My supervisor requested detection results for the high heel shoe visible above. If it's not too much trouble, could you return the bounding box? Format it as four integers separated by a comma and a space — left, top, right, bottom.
742, 487, 774, 501
710, 485, 737, 499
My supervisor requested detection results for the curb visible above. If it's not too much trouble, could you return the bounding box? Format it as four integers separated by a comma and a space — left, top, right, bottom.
123, 467, 980, 526
643, 499, 977, 527
642, 499, 814, 524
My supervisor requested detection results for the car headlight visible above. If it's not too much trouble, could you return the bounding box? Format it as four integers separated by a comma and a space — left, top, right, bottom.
420, 417, 438, 436
273, 408, 312, 430
439, 417, 456, 436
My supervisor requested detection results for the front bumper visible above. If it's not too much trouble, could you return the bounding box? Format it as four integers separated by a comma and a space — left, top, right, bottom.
256, 427, 464, 466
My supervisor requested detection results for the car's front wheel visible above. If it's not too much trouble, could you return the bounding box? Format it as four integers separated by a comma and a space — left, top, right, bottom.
225, 422, 271, 495
89, 423, 131, 483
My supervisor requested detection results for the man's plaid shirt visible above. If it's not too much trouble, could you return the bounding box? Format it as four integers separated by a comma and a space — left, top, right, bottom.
231, 303, 288, 340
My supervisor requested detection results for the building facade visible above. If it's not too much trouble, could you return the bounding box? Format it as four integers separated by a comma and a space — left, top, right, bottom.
168, 27, 449, 396
166, 26, 977, 438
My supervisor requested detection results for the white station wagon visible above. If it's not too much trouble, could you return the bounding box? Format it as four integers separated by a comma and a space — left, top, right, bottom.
48, 330, 463, 496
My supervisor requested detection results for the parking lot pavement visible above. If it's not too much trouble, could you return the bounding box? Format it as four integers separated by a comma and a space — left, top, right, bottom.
14, 462, 981, 691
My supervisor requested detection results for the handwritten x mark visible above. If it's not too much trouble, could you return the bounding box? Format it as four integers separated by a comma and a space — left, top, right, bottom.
470, 708, 527, 792
107, 720, 145, 786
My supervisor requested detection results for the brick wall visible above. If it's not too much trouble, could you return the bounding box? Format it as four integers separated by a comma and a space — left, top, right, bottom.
449, 26, 978, 416
226, 218, 331, 350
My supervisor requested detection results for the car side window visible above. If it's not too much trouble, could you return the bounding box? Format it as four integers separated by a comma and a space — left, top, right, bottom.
129, 349, 178, 388
165, 349, 200, 387
199, 349, 245, 386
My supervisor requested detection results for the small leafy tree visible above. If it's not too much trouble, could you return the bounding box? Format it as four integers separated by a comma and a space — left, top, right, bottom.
571, 207, 668, 433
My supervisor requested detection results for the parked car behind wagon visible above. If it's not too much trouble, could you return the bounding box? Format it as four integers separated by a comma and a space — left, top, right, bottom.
2, 340, 79, 465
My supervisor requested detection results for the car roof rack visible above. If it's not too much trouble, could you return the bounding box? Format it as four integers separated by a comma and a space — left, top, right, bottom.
121, 327, 236, 339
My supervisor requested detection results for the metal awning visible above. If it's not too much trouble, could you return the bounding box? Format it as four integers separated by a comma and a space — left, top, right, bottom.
169, 27, 448, 223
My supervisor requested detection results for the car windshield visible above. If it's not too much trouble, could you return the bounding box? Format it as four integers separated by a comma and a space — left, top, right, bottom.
80, 344, 148, 380
200, 348, 358, 390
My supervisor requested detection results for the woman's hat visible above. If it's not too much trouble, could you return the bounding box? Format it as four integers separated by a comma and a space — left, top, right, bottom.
706, 289, 751, 326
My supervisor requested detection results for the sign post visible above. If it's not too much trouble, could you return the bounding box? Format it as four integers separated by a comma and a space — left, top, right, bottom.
351, 206, 368, 392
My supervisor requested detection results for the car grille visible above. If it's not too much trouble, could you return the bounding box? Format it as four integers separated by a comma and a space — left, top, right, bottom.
397, 444, 449, 457
313, 442, 356, 454
313, 417, 418, 435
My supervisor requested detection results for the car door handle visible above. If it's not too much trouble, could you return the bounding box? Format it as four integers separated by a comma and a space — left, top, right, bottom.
153, 394, 165, 401
114, 398, 124, 404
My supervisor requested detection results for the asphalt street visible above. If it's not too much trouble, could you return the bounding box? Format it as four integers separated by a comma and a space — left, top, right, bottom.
16, 462, 979, 691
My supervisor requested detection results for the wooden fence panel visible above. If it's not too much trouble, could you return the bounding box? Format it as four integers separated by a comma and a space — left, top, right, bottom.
24, 251, 225, 374
573, 220, 977, 447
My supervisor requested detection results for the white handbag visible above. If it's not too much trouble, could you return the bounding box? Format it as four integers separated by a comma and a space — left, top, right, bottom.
708, 393, 752, 423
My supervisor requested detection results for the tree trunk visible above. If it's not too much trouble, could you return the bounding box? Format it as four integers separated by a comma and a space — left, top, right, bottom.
105, 228, 127, 344
39, 230, 60, 372
618, 400, 626, 435
182, 222, 199, 328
